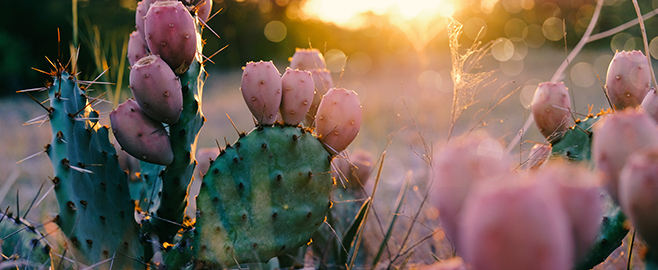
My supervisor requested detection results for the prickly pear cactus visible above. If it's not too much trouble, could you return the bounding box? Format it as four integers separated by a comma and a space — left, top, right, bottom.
43, 70, 144, 268
194, 125, 333, 267
544, 111, 630, 270
0, 212, 51, 268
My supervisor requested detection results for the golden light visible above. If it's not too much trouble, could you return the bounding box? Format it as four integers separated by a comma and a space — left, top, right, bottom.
300, 0, 456, 30
300, 0, 458, 53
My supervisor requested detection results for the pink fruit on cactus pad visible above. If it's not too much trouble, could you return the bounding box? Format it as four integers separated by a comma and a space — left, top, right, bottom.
431, 133, 512, 247
128, 31, 149, 66
110, 99, 174, 165
129, 55, 183, 124
305, 69, 334, 126
592, 108, 658, 203
531, 81, 571, 141
144, 0, 197, 74
194, 0, 212, 22
280, 68, 314, 125
619, 149, 658, 248
536, 161, 603, 260
315, 88, 362, 154
606, 50, 651, 110
641, 89, 658, 123
240, 61, 283, 125
135, 1, 148, 41
524, 143, 552, 170
459, 178, 573, 270
289, 48, 326, 71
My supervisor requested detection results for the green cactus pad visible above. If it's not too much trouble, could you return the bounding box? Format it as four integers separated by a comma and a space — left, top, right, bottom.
0, 212, 51, 268
551, 114, 601, 163
44, 71, 143, 268
195, 125, 333, 267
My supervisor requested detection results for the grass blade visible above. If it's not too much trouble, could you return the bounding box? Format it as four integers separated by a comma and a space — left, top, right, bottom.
372, 171, 412, 268
340, 197, 371, 266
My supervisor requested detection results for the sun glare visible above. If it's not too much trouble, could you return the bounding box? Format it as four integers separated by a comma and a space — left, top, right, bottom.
301, 0, 457, 30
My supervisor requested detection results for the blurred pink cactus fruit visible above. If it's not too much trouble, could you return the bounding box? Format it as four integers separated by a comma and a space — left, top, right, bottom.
196, 147, 220, 179
128, 31, 149, 66
144, 0, 197, 74
606, 50, 652, 110
280, 68, 314, 125
531, 81, 572, 141
619, 149, 658, 248
315, 88, 362, 154
110, 99, 174, 165
536, 161, 603, 260
459, 178, 574, 270
332, 149, 374, 189
240, 61, 283, 125
524, 143, 552, 170
592, 108, 658, 203
641, 89, 658, 122
431, 133, 511, 247
289, 48, 327, 71
129, 55, 183, 124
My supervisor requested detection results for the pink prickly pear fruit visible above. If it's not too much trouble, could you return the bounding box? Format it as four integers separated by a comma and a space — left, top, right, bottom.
606, 50, 652, 110
144, 0, 197, 75
524, 143, 552, 170
241, 61, 283, 125
431, 133, 512, 247
129, 55, 183, 124
619, 148, 658, 248
128, 31, 149, 67
315, 88, 362, 154
332, 149, 374, 189
592, 108, 658, 203
110, 99, 173, 165
135, 1, 148, 41
280, 68, 314, 125
641, 89, 658, 123
289, 48, 326, 71
304, 69, 334, 126
531, 81, 572, 141
195, 0, 212, 22
196, 147, 220, 179
536, 161, 603, 260
459, 178, 574, 270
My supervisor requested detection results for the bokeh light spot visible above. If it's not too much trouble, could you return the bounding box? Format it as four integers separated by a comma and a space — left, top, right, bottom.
594, 54, 614, 77
523, 24, 546, 48
570, 62, 596, 87
520, 79, 542, 108
347, 51, 372, 75
611, 32, 633, 52
505, 18, 527, 41
324, 49, 346, 73
264, 20, 287, 42
464, 17, 487, 40
388, 30, 411, 54
542, 17, 564, 41
510, 40, 528, 61
419, 70, 440, 90
492, 38, 515, 62
650, 36, 658, 60
500, 59, 524, 76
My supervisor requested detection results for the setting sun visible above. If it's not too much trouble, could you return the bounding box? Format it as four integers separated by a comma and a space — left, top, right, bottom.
300, 0, 457, 29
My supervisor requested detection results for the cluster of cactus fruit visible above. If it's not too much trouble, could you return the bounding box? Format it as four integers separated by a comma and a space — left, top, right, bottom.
430, 49, 658, 270
2, 0, 369, 269
9, 1, 658, 269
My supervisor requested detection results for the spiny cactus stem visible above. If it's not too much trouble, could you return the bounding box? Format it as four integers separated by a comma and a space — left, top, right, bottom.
145, 58, 205, 243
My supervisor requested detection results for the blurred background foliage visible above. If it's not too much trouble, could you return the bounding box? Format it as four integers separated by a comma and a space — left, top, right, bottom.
3, 0, 658, 97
